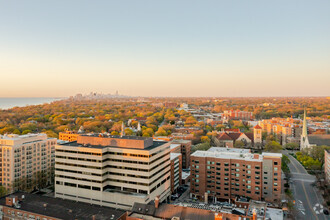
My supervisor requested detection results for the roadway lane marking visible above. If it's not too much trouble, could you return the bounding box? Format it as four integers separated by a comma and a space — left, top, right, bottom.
289, 155, 319, 219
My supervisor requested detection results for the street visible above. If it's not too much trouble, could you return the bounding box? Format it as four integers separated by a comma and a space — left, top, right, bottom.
283, 151, 329, 220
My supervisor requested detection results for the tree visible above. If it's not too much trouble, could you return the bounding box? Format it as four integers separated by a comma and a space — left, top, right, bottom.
201, 136, 210, 143
155, 127, 167, 136
192, 142, 211, 153
265, 141, 282, 153
124, 128, 133, 136
12, 129, 21, 135
284, 143, 299, 150
0, 186, 7, 197
234, 140, 245, 148
142, 128, 154, 137
22, 130, 32, 135
111, 131, 119, 135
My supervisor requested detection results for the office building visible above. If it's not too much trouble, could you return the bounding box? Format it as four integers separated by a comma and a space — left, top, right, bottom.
55, 134, 171, 210
190, 147, 282, 203
0, 134, 56, 193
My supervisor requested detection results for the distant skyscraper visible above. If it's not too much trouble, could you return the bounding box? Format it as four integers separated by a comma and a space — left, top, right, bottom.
300, 109, 309, 150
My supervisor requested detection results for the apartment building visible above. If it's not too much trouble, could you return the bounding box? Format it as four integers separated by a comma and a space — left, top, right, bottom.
58, 131, 79, 142
0, 134, 56, 192
55, 134, 171, 210
325, 149, 330, 185
190, 147, 282, 203
170, 153, 182, 193
58, 127, 84, 142
223, 110, 253, 120
172, 139, 191, 169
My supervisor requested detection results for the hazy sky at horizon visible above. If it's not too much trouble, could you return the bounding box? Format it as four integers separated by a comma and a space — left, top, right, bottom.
0, 0, 329, 97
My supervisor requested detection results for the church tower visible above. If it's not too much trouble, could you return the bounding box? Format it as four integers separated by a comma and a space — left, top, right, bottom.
253, 124, 262, 144
120, 122, 125, 137
300, 108, 309, 150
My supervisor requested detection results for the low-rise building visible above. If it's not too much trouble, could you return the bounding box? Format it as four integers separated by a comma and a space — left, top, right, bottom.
0, 192, 126, 220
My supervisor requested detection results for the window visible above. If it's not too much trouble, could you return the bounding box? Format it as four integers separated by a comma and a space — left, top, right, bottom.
274, 162, 278, 165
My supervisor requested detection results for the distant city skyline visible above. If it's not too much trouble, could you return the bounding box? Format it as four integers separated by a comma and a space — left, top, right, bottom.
0, 0, 329, 97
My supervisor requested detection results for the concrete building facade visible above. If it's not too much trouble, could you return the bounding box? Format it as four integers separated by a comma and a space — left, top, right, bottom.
0, 134, 56, 192
55, 134, 171, 210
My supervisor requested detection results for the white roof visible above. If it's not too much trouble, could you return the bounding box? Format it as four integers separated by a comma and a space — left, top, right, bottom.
182, 171, 190, 180
208, 147, 250, 154
170, 144, 181, 149
192, 147, 282, 161
265, 208, 283, 220
170, 153, 181, 160
0, 133, 47, 140
262, 152, 282, 158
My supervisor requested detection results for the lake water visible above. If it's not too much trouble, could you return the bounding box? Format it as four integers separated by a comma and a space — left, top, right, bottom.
0, 98, 63, 110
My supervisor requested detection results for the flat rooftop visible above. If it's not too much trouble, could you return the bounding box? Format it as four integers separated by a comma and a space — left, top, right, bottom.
0, 133, 47, 140
191, 147, 281, 161
0, 192, 125, 220
170, 152, 181, 160
59, 139, 167, 151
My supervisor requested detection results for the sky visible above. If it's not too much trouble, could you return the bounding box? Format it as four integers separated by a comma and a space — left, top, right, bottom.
0, 0, 329, 97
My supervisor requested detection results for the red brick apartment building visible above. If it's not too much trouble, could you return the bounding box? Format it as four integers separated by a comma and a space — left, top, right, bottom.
172, 139, 191, 169
223, 110, 253, 120
190, 147, 282, 203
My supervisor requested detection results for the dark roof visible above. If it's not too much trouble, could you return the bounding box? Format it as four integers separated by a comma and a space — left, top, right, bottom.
245, 133, 254, 142
131, 203, 215, 220
80, 134, 149, 140
227, 133, 241, 141
217, 133, 233, 141
59, 140, 166, 151
0, 192, 126, 220
131, 203, 155, 216
308, 134, 330, 146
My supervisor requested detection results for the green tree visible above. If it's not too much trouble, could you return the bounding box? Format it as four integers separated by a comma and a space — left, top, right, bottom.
12, 129, 21, 135
234, 140, 245, 148
284, 143, 299, 150
22, 130, 32, 135
265, 141, 282, 153
0, 186, 7, 197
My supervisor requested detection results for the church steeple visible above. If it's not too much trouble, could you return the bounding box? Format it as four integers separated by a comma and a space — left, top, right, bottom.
302, 108, 308, 138
121, 122, 125, 137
